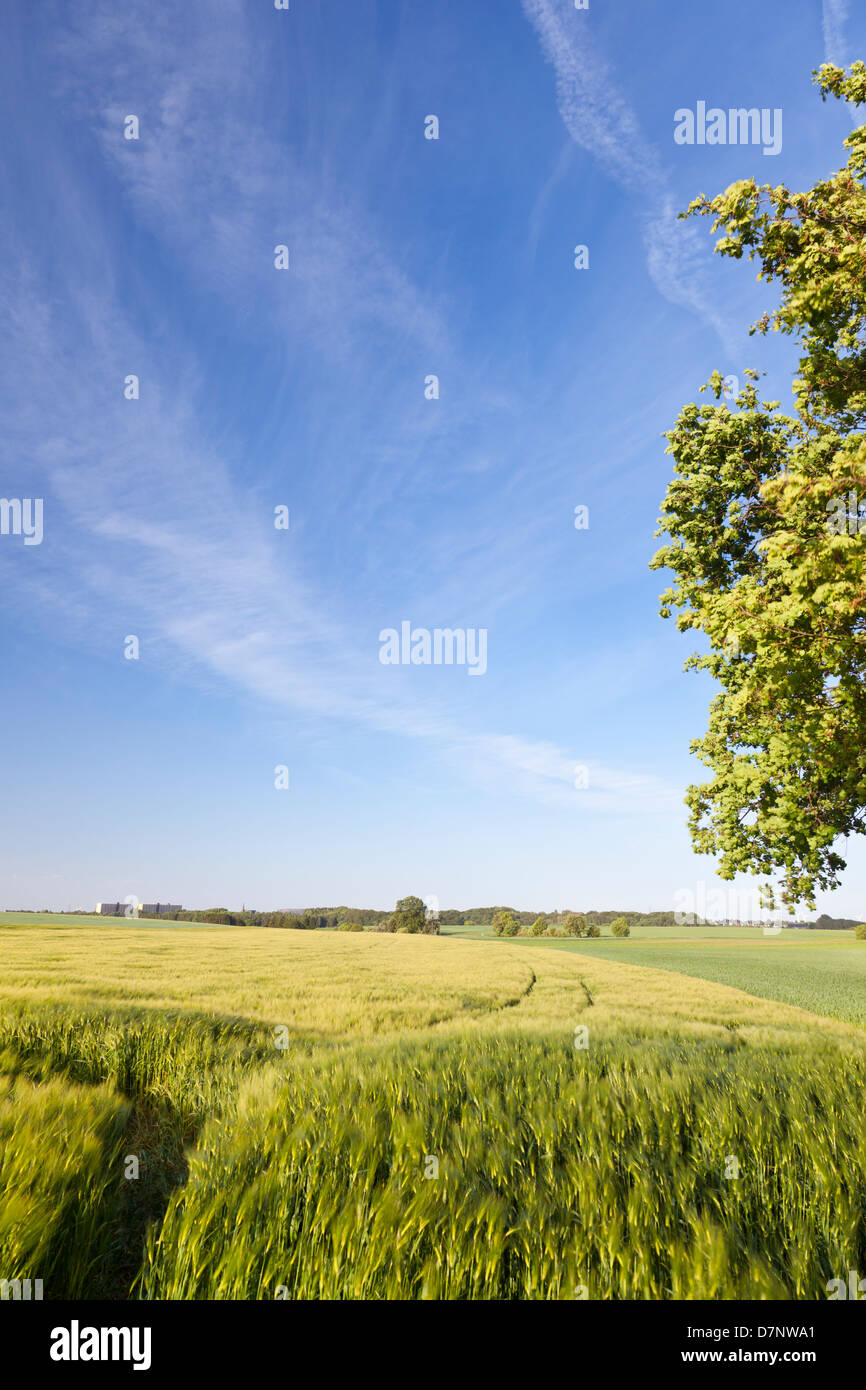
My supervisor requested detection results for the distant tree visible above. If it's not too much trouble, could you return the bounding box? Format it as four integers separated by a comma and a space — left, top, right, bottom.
337, 922, 364, 932
610, 917, 631, 938
492, 909, 520, 937
855, 923, 866, 939
563, 913, 587, 937
529, 916, 547, 936
390, 895, 427, 934
585, 923, 601, 938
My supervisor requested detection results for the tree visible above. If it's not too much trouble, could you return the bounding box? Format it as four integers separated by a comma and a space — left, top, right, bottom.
389, 896, 427, 934
855, 923, 866, 939
563, 913, 587, 937
585, 923, 601, 938
610, 917, 630, 938
422, 903, 440, 935
529, 916, 547, 936
492, 909, 520, 936
652, 62, 866, 911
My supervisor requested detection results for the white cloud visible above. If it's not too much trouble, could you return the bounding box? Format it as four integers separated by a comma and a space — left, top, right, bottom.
462, 734, 683, 814
823, 0, 850, 65
521, 0, 735, 348
822, 0, 859, 125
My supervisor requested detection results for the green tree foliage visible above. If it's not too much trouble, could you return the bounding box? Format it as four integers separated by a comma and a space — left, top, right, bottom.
855, 923, 866, 939
387, 896, 428, 934
610, 918, 630, 938
467, 907, 539, 928
529, 916, 548, 937
492, 910, 520, 937
327, 906, 391, 927
652, 63, 866, 910
298, 909, 327, 931
585, 923, 601, 938
563, 913, 587, 937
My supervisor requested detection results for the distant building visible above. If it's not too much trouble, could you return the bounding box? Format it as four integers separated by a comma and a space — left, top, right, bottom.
139, 903, 182, 917
95, 902, 128, 916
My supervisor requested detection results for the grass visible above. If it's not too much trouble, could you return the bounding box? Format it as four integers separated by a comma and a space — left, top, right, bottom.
556, 940, 866, 1027
141, 1035, 866, 1300
443, 920, 857, 943
0, 1008, 276, 1298
0, 1066, 129, 1299
0, 926, 536, 1036
0, 917, 864, 1300
447, 922, 834, 945
443, 929, 866, 1028
0, 912, 198, 929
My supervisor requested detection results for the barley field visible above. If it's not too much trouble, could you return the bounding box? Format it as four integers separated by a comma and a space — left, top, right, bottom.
1, 918, 864, 1300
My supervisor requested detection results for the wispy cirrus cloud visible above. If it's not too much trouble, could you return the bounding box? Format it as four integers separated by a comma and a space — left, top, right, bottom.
822, 0, 860, 125
462, 734, 683, 815
521, 0, 736, 350
823, 0, 850, 65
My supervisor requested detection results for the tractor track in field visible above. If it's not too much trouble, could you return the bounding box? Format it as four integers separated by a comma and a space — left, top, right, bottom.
502, 968, 537, 1009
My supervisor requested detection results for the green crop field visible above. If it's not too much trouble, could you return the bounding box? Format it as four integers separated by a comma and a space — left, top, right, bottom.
444, 928, 861, 1028
0, 912, 216, 930
1, 916, 864, 1300
445, 921, 790, 941
442, 927, 866, 1028
550, 940, 866, 1028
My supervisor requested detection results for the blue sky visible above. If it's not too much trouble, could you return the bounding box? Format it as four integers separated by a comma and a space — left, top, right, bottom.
2, 0, 865, 916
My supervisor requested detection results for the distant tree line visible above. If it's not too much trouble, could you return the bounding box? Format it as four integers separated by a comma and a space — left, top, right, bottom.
146, 908, 321, 927
144, 897, 440, 933
470, 908, 674, 930
148, 906, 390, 929
135, 905, 863, 932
